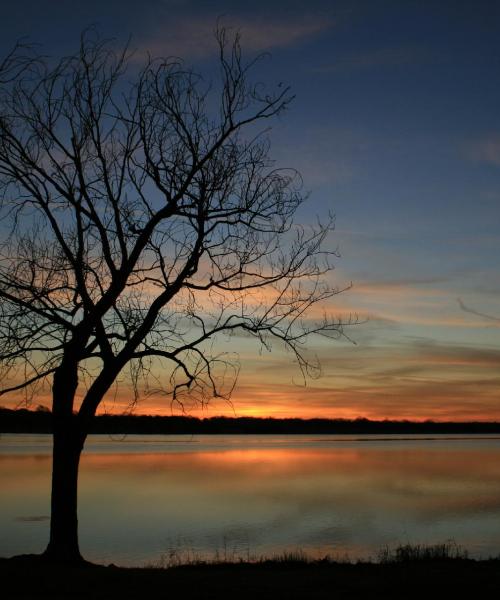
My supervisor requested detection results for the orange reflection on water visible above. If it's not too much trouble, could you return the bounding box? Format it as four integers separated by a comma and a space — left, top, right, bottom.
75, 444, 500, 534
3, 436, 500, 563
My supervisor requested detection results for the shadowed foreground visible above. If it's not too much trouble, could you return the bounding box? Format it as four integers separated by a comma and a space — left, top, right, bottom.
2, 555, 500, 599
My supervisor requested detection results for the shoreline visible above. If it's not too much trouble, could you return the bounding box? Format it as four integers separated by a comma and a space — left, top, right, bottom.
3, 408, 500, 435
2, 551, 500, 599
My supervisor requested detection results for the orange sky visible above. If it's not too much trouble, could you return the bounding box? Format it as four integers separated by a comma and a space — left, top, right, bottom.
2, 275, 499, 421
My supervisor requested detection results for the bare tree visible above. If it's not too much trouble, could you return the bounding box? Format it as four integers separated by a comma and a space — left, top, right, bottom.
0, 30, 349, 563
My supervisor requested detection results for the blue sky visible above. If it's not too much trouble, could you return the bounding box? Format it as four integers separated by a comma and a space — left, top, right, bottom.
1, 1, 499, 419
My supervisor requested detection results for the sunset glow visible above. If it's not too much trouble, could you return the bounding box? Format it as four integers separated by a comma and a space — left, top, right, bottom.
1, 1, 499, 423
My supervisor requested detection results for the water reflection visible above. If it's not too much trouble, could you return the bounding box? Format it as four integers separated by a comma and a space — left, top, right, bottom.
1, 434, 500, 565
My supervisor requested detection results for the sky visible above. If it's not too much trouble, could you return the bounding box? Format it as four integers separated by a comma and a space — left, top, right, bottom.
1, 0, 499, 420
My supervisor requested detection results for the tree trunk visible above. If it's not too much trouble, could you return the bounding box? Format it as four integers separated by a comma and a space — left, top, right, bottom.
44, 421, 86, 562
44, 356, 86, 563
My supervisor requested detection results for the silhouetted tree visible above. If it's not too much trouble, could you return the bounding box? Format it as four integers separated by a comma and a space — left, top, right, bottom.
0, 30, 349, 562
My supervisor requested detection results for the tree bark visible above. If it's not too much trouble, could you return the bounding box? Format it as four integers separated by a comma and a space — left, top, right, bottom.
44, 364, 86, 563
44, 422, 86, 562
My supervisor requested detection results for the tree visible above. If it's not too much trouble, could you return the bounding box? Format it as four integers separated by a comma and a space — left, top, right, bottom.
0, 30, 348, 563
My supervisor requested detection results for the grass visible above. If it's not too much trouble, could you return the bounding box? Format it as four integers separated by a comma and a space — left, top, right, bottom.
147, 542, 471, 569
149, 547, 316, 569
378, 541, 470, 563
2, 543, 499, 599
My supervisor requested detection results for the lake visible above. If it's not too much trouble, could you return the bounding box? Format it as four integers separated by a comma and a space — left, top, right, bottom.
2, 433, 500, 566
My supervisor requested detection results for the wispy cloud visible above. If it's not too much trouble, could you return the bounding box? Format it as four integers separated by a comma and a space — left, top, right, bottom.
458, 298, 500, 322
206, 337, 500, 419
134, 15, 333, 61
331, 276, 500, 330
465, 134, 500, 166
353, 279, 449, 298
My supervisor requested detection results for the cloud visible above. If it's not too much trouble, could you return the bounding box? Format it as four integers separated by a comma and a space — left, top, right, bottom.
465, 135, 500, 166
8, 335, 496, 422
134, 15, 333, 61
330, 276, 500, 330
227, 17, 333, 52
458, 298, 500, 322
224, 377, 500, 422
352, 279, 448, 298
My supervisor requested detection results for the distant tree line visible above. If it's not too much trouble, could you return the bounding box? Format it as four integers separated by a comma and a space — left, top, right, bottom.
2, 407, 500, 435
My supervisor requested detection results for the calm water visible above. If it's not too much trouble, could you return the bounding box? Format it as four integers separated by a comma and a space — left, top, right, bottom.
2, 433, 500, 565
